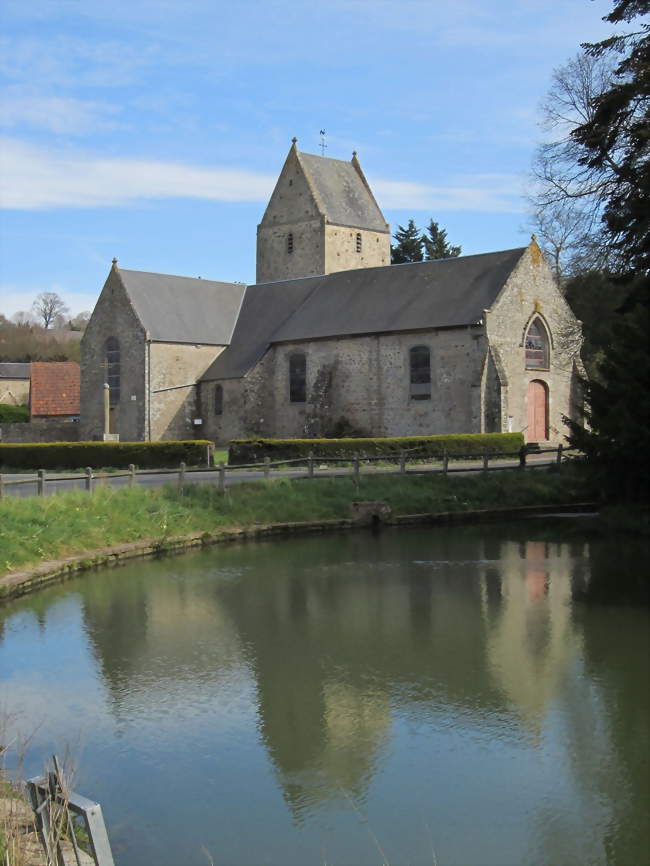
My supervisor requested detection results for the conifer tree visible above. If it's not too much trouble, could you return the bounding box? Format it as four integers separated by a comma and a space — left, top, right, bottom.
422, 219, 461, 260
391, 220, 423, 263
563, 0, 650, 501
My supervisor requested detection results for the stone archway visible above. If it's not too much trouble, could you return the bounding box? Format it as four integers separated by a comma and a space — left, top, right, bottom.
527, 379, 548, 442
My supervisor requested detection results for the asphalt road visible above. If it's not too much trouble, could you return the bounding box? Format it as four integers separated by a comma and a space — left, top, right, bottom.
1, 454, 557, 499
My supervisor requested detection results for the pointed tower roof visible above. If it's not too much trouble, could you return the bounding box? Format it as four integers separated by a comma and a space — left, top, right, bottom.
296, 150, 389, 232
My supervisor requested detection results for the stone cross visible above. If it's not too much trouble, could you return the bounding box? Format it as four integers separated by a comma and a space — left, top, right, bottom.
104, 383, 110, 436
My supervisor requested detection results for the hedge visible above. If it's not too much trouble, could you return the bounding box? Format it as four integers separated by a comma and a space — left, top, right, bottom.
0, 403, 29, 423
229, 433, 525, 465
0, 440, 213, 470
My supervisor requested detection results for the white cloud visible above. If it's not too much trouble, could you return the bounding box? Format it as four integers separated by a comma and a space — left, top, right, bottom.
0, 139, 276, 209
0, 138, 524, 214
373, 174, 524, 213
0, 89, 124, 135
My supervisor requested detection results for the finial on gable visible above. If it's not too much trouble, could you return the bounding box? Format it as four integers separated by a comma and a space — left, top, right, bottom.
111, 257, 118, 267
291, 137, 298, 146
530, 233, 537, 244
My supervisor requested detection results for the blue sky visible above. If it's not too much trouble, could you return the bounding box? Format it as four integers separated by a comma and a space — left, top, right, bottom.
0, 0, 614, 319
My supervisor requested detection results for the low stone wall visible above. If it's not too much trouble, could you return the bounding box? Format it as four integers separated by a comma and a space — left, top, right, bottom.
0, 420, 81, 443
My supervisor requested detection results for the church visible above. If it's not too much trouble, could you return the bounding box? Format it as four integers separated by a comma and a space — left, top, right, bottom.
80, 140, 584, 445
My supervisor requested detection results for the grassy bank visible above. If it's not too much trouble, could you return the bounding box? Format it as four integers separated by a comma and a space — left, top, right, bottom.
0, 468, 592, 576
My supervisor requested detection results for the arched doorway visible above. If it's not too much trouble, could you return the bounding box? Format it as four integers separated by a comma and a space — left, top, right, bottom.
527, 380, 548, 442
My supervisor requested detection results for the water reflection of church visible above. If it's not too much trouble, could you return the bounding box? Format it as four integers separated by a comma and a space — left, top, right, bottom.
81, 532, 587, 814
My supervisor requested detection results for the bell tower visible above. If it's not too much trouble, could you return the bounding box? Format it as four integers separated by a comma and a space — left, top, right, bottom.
256, 139, 390, 284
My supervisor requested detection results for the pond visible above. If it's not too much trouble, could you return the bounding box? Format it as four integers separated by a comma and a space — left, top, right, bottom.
1, 521, 648, 866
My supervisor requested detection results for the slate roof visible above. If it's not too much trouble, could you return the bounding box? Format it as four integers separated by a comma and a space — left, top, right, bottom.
298, 152, 388, 232
119, 270, 246, 345
0, 362, 31, 379
202, 247, 526, 381
30, 362, 80, 417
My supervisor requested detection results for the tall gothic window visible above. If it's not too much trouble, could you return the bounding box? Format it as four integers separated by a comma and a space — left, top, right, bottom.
105, 337, 120, 406
289, 352, 306, 403
214, 384, 223, 415
356, 232, 362, 253
525, 319, 549, 370
409, 345, 431, 400
287, 232, 294, 254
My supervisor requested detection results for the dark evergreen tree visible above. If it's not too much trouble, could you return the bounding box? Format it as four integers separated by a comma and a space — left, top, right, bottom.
572, 0, 649, 274
565, 0, 650, 501
421, 219, 461, 260
391, 220, 423, 263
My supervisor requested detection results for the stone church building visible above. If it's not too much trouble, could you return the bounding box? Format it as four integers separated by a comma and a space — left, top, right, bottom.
81, 141, 584, 444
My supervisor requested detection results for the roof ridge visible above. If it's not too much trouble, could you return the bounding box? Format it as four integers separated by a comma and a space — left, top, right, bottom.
120, 268, 242, 285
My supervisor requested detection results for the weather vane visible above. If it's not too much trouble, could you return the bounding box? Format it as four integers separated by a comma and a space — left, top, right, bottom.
319, 129, 327, 156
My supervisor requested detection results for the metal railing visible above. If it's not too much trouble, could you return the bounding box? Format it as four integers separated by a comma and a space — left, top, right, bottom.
0, 445, 567, 499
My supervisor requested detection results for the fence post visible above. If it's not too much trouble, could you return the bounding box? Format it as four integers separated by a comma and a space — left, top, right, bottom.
178, 461, 186, 489
443, 450, 449, 476
556, 443, 563, 468
37, 469, 45, 496
307, 450, 314, 479
483, 451, 489, 473
264, 456, 270, 479
519, 446, 527, 470
85, 466, 93, 492
0, 474, 3, 500
206, 444, 212, 467
399, 450, 406, 475
129, 463, 136, 486
218, 461, 226, 494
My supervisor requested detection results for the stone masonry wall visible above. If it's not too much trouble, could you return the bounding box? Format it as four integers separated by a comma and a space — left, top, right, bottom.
200, 351, 275, 445
149, 342, 223, 440
323, 225, 390, 274
486, 243, 583, 442
257, 218, 325, 284
0, 420, 80, 443
203, 328, 488, 442
80, 267, 147, 441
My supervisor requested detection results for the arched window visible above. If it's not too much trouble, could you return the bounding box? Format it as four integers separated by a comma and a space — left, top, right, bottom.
289, 352, 306, 403
105, 337, 120, 406
356, 232, 362, 253
409, 346, 431, 400
525, 318, 549, 370
214, 384, 223, 415
287, 232, 294, 254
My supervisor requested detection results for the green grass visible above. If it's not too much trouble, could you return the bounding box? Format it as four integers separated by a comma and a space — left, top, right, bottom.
0, 467, 591, 575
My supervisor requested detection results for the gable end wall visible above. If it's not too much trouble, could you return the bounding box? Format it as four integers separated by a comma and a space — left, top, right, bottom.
486, 245, 583, 440
80, 268, 147, 440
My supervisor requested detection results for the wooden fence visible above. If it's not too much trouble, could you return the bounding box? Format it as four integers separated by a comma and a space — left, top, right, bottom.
0, 445, 567, 499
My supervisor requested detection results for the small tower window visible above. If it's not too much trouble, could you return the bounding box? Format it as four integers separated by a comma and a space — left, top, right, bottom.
287, 233, 294, 255
409, 345, 431, 400
356, 233, 362, 253
525, 319, 549, 370
214, 384, 223, 415
289, 352, 306, 403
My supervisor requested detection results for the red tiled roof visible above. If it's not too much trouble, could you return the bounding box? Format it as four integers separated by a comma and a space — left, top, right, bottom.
30, 362, 80, 417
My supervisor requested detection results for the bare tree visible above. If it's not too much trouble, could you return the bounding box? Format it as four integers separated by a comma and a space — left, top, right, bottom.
31, 292, 69, 329
68, 311, 91, 331
528, 52, 621, 281
11, 310, 35, 326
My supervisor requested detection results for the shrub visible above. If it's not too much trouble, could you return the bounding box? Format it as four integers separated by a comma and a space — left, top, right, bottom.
229, 433, 524, 465
0, 403, 29, 423
0, 440, 212, 470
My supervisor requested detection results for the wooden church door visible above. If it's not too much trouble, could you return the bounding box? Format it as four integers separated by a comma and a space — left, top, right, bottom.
527, 380, 548, 442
